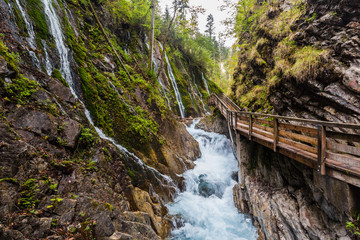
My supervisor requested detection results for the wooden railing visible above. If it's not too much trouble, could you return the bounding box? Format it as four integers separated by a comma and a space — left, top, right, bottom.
209, 93, 360, 187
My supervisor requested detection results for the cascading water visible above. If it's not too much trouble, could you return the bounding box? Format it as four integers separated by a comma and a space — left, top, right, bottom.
42, 0, 74, 94
42, 0, 177, 194
157, 42, 171, 109
14, 0, 41, 68
167, 120, 258, 240
202, 72, 210, 95
164, 50, 185, 118
42, 40, 53, 75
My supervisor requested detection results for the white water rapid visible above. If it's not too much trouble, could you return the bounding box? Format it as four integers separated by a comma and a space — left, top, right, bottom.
164, 51, 185, 118
42, 0, 176, 193
202, 72, 210, 95
167, 120, 257, 240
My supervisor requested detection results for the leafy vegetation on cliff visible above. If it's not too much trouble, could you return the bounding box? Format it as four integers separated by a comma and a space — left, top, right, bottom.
230, 0, 330, 112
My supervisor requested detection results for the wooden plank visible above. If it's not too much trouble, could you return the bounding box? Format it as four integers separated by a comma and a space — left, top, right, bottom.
327, 131, 360, 143
277, 142, 318, 169
326, 167, 360, 188
274, 118, 278, 152
279, 129, 318, 146
238, 119, 248, 127
326, 152, 360, 167
250, 132, 273, 149
252, 126, 273, 139
279, 137, 317, 154
321, 125, 326, 175
254, 118, 273, 127
253, 122, 274, 133
278, 123, 317, 136
327, 141, 360, 157
234, 110, 360, 129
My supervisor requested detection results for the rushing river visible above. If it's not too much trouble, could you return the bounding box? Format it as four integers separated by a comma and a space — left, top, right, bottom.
167, 120, 258, 240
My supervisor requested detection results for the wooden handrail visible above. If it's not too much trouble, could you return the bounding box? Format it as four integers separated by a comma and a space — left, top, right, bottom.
209, 92, 360, 187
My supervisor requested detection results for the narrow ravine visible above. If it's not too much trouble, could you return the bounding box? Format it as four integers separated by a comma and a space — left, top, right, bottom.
167, 120, 257, 240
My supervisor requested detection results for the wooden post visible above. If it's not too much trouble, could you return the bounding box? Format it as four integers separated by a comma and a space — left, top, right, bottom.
321, 124, 326, 175
273, 117, 278, 152
248, 114, 253, 140
234, 112, 238, 130
317, 123, 322, 172
236, 133, 242, 183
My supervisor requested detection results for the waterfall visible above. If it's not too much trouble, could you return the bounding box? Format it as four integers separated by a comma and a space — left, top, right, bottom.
42, 40, 53, 75
42, 0, 74, 94
157, 42, 171, 109
202, 72, 210, 94
190, 75, 209, 115
14, 0, 41, 68
164, 50, 185, 118
42, 0, 177, 194
167, 120, 258, 239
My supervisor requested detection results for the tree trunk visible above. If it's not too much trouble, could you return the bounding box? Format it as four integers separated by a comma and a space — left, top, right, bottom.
149, 0, 155, 70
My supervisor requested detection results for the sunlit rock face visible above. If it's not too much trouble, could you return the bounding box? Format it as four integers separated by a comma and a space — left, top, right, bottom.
231, 0, 360, 124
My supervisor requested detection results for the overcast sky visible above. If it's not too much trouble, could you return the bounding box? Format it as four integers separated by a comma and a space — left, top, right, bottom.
157, 0, 237, 47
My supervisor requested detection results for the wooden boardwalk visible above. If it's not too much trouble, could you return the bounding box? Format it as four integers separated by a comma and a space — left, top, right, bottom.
209, 93, 360, 187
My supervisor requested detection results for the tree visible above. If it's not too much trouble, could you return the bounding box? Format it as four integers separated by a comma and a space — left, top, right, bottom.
205, 14, 215, 40
149, 0, 156, 70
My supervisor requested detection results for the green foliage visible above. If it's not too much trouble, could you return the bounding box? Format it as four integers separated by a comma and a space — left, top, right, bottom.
347, 212, 360, 237
3, 75, 39, 104
18, 179, 40, 209
27, 0, 50, 40
47, 196, 64, 209
0, 177, 18, 184
52, 69, 69, 87
289, 46, 329, 82
0, 37, 19, 72
78, 127, 96, 148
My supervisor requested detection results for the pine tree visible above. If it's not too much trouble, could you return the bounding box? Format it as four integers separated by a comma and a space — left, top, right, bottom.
205, 14, 215, 40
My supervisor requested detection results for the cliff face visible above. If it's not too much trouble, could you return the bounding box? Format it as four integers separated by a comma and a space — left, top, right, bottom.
233, 137, 357, 240
0, 0, 216, 238
231, 0, 360, 123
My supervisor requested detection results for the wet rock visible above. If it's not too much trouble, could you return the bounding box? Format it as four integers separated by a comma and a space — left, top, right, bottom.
0, 224, 25, 240
132, 187, 169, 238
195, 112, 230, 138
0, 56, 14, 77
198, 174, 215, 197
93, 212, 115, 237
9, 109, 57, 137
61, 118, 81, 148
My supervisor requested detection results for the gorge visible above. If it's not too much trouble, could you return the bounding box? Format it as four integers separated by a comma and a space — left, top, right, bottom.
0, 0, 359, 239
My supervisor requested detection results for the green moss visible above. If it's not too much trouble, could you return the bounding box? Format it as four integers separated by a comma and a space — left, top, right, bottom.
2, 74, 39, 104
27, 0, 50, 40
0, 37, 20, 72
51, 69, 69, 87
0, 177, 18, 184
289, 46, 329, 82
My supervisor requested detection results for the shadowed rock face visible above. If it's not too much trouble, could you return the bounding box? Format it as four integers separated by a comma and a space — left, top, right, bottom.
232, 138, 354, 240
272, 0, 360, 122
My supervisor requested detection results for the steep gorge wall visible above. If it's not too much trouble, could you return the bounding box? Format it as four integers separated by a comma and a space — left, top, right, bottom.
0, 0, 217, 238
231, 0, 360, 123
233, 135, 359, 239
